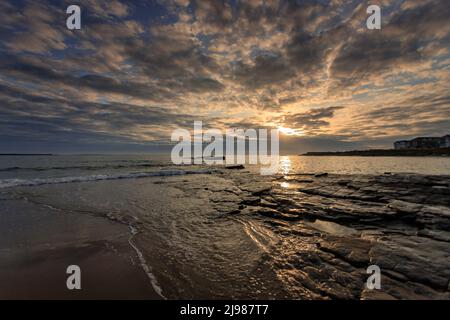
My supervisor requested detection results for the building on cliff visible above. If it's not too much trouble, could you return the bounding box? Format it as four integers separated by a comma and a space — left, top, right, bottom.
394, 135, 450, 150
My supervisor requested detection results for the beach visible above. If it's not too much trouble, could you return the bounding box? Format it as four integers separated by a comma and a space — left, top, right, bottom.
0, 155, 449, 299
0, 191, 159, 299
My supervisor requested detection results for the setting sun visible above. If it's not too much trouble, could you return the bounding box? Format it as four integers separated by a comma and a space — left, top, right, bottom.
278, 126, 302, 136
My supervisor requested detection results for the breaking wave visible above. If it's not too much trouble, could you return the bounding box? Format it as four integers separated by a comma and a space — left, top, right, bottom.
0, 169, 215, 189
0, 163, 170, 172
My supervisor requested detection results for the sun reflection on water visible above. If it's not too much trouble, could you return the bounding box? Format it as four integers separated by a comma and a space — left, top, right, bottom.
280, 156, 292, 175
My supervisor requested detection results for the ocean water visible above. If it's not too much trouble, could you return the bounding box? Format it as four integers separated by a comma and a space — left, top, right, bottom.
1, 154, 449, 187
0, 154, 449, 299
281, 156, 450, 175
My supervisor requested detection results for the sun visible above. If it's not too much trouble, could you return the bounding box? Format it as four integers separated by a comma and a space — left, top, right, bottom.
278, 126, 300, 136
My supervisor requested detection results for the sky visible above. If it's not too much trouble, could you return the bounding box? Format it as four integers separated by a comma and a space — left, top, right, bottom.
0, 0, 449, 154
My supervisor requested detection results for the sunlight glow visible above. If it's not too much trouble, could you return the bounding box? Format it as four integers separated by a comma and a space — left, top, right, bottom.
278, 126, 303, 136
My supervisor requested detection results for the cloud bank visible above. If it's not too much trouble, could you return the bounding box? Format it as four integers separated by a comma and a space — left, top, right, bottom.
0, 0, 449, 153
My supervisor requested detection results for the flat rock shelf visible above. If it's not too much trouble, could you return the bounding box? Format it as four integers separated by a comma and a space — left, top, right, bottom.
209, 171, 450, 299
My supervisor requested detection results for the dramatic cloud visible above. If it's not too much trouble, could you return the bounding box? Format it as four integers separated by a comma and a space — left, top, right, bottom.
0, 0, 449, 152
279, 106, 345, 135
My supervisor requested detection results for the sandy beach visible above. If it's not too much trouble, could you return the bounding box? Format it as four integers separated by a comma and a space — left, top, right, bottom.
0, 194, 160, 299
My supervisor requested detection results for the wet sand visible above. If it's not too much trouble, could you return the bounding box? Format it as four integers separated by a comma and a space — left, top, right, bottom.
0, 198, 160, 299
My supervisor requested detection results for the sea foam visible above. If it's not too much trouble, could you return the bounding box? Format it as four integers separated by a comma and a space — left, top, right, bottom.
0, 169, 215, 189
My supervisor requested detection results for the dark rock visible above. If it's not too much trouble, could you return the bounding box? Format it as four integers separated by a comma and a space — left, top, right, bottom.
206, 171, 450, 298
314, 173, 328, 177
225, 164, 245, 170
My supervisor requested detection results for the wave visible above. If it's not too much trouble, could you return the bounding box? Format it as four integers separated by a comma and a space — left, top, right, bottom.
128, 225, 166, 299
0, 163, 171, 172
0, 169, 215, 189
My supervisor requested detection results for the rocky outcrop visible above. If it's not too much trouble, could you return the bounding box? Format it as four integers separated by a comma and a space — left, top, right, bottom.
210, 171, 450, 299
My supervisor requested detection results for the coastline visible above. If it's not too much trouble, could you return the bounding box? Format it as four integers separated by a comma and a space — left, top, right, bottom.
0, 164, 449, 299
302, 148, 450, 157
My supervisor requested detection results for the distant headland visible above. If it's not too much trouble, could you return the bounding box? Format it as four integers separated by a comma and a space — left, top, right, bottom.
302, 148, 450, 156
0, 154, 54, 156
303, 135, 450, 156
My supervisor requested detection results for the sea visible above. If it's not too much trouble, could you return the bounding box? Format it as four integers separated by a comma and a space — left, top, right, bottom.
1, 154, 449, 186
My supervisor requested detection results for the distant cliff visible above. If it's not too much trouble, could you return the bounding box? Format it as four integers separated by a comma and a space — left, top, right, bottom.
302, 148, 450, 156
